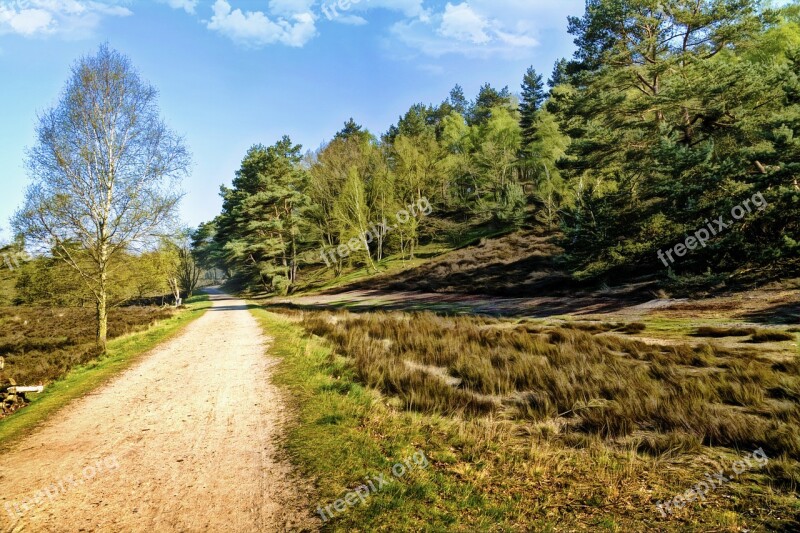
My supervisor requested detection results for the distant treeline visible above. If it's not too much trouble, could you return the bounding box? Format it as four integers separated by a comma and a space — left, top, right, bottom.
196, 0, 800, 294
0, 237, 201, 308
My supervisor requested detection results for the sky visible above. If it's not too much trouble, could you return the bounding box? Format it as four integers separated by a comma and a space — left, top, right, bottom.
0, 0, 586, 240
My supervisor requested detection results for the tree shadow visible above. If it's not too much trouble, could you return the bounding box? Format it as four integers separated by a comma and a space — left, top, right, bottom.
741, 301, 800, 326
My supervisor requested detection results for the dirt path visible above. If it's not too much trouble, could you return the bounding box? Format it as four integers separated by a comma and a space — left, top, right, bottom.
270, 289, 669, 318
0, 290, 316, 533
272, 287, 799, 322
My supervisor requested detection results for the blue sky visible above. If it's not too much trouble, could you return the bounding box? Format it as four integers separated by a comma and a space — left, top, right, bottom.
0, 0, 585, 239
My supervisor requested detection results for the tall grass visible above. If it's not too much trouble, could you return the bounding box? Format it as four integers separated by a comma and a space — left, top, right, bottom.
0, 306, 174, 386
301, 311, 800, 459
260, 307, 800, 531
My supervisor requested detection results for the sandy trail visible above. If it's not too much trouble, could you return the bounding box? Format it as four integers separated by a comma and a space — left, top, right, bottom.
0, 290, 316, 533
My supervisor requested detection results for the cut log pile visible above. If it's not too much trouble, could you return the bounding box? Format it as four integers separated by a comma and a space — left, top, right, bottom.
0, 356, 44, 416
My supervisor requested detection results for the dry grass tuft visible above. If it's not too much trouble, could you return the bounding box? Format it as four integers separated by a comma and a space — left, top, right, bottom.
694, 326, 757, 338
750, 329, 796, 343
264, 308, 800, 531
562, 321, 647, 334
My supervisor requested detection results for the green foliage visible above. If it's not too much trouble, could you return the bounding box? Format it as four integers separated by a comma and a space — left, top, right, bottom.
14, 256, 89, 306
548, 57, 569, 88
160, 231, 203, 299
556, 0, 800, 278
191, 221, 226, 276
448, 84, 469, 117
306, 122, 382, 274
495, 181, 527, 227
13, 45, 188, 348
335, 118, 370, 142
13, 248, 179, 307
471, 107, 524, 222
207, 89, 536, 292
468, 83, 514, 127
203, 6, 800, 292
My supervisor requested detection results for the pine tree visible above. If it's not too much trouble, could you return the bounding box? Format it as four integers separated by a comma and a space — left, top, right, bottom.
519, 67, 546, 149
335, 118, 367, 141
449, 85, 469, 117
548, 58, 569, 88
557, 0, 776, 277
215, 138, 309, 293
469, 83, 513, 126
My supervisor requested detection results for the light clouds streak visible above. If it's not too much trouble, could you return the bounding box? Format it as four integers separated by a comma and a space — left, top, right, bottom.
0, 1, 585, 58
0, 0, 130, 38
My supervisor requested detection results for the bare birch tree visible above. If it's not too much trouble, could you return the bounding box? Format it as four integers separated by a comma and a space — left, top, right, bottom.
13, 45, 190, 350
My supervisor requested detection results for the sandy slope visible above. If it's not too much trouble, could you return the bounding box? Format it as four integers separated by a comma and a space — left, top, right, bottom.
0, 290, 316, 533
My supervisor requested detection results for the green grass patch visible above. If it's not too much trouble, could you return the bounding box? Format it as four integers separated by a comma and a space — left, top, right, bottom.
0, 295, 211, 449
294, 242, 448, 296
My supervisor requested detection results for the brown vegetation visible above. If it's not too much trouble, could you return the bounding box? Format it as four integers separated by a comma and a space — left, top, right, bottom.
0, 306, 173, 388
561, 321, 647, 334
694, 326, 758, 338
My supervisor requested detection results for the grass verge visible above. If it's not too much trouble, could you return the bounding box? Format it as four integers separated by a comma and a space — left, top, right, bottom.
251, 308, 477, 532
0, 294, 211, 449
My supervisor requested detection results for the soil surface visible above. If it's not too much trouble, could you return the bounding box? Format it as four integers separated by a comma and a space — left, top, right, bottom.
0, 290, 316, 533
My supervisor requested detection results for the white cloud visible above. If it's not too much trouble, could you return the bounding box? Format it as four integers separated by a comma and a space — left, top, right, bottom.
0, 0, 131, 38
320, 0, 428, 25
0, 6, 52, 35
162, 0, 582, 54
207, 0, 317, 48
354, 0, 426, 18
268, 0, 315, 17
161, 0, 198, 15
438, 3, 490, 45
495, 30, 537, 48
391, 0, 584, 58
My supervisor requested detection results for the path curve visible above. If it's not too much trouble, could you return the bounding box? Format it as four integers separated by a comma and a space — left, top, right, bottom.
0, 290, 316, 532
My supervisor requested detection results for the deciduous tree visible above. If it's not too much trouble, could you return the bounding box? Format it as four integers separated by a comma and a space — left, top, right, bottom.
13, 45, 189, 350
